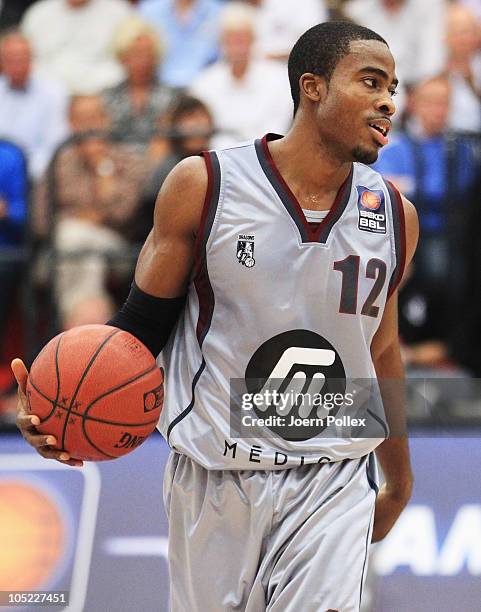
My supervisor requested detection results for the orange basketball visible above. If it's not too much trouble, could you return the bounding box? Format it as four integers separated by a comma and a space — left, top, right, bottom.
26, 325, 163, 461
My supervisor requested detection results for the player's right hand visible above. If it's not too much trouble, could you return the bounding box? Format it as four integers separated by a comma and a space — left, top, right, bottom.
11, 358, 84, 467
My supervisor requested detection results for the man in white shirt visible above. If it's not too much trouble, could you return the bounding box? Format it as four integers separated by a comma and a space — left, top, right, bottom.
0, 30, 68, 178
446, 3, 481, 133
21, 0, 133, 94
190, 2, 293, 148
254, 0, 328, 61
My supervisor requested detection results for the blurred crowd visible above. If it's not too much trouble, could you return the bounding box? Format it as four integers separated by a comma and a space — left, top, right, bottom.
0, 0, 481, 416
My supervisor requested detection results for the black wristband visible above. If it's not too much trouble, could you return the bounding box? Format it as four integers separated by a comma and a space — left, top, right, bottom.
107, 281, 186, 356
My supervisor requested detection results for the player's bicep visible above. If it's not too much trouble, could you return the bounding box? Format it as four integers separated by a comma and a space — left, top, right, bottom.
135, 157, 208, 297
135, 228, 194, 297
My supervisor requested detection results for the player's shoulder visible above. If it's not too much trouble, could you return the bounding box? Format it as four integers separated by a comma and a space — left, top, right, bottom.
354, 160, 405, 192
163, 141, 254, 186
162, 155, 208, 197
353, 161, 418, 245
399, 193, 418, 233
392, 189, 418, 263
214, 139, 256, 154
153, 156, 208, 237
353, 160, 389, 188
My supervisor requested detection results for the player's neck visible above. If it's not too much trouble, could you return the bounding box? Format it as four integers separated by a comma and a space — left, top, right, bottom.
268, 128, 352, 210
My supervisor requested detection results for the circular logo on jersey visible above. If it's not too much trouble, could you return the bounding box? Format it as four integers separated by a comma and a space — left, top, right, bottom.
361, 190, 382, 210
244, 330, 346, 441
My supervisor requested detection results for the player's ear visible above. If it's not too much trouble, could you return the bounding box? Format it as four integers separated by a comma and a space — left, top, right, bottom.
299, 73, 327, 105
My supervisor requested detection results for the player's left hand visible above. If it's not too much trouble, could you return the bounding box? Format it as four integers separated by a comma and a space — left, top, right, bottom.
371, 482, 411, 542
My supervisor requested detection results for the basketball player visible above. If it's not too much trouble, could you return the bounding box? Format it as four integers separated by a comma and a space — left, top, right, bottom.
14, 22, 418, 611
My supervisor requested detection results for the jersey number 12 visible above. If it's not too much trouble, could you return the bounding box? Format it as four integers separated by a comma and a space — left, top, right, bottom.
334, 255, 387, 317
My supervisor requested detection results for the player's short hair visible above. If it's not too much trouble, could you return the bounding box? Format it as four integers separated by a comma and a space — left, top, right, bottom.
288, 21, 388, 114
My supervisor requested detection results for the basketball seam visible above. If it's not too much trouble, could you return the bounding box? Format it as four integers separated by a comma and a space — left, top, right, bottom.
53, 333, 63, 422
85, 364, 158, 408
29, 378, 160, 427
29, 366, 159, 428
60, 329, 121, 451
29, 335, 64, 424
80, 364, 160, 459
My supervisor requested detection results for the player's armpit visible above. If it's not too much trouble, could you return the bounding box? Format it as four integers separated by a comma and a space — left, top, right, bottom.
135, 156, 208, 298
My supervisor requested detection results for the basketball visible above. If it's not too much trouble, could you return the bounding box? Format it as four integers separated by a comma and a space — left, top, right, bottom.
25, 325, 164, 461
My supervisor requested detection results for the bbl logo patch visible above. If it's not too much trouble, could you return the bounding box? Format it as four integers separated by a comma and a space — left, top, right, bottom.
236, 234, 255, 268
357, 186, 386, 234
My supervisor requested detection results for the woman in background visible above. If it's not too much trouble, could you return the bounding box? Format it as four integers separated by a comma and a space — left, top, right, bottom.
102, 15, 178, 145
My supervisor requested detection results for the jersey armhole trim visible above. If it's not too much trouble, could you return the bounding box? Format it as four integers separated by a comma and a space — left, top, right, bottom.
192, 150, 219, 347
385, 179, 406, 299
193, 150, 222, 275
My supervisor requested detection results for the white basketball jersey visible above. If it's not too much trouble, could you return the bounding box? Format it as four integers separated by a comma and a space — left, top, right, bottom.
159, 134, 406, 470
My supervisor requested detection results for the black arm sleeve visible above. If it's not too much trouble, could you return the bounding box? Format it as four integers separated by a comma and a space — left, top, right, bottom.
107, 281, 186, 357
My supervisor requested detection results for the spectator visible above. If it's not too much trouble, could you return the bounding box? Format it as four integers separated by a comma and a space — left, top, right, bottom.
0, 140, 28, 351
374, 75, 479, 364
33, 95, 147, 328
190, 2, 292, 147
141, 94, 214, 232
138, 0, 221, 87
21, 0, 133, 94
0, 30, 68, 179
102, 16, 177, 143
65, 93, 110, 134
344, 0, 447, 116
445, 3, 481, 134
253, 0, 328, 62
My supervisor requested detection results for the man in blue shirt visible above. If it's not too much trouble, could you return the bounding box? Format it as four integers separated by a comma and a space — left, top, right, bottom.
374, 75, 478, 289
0, 140, 28, 350
0, 30, 68, 179
374, 75, 479, 368
138, 0, 222, 87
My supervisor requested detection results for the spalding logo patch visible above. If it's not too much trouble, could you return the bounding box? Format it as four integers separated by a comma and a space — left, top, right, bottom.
143, 384, 163, 412
357, 186, 386, 234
